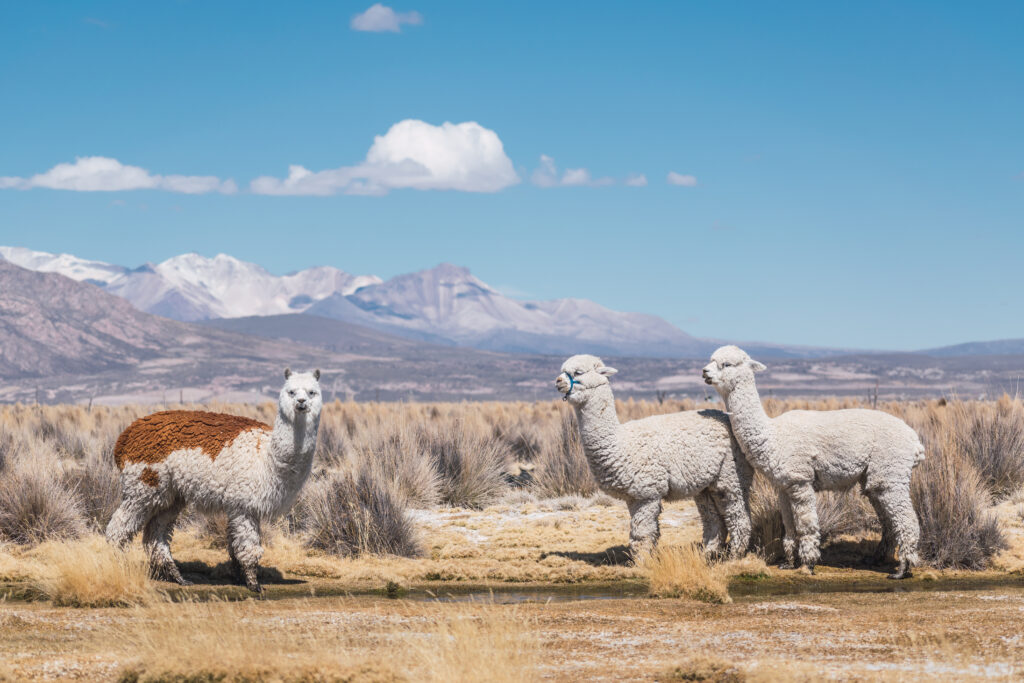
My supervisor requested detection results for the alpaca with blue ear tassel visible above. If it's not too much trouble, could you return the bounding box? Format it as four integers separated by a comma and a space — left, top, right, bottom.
703, 346, 925, 579
556, 354, 753, 561
105, 368, 322, 593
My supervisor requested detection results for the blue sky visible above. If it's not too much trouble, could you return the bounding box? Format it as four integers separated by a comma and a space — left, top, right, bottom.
1, 1, 1022, 350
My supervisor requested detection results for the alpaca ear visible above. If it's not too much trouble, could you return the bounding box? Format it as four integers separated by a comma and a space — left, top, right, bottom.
313, 369, 321, 381
750, 360, 767, 373
284, 367, 292, 379
598, 366, 618, 376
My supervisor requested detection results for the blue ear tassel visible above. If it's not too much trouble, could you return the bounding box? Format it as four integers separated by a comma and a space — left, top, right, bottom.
562, 371, 575, 401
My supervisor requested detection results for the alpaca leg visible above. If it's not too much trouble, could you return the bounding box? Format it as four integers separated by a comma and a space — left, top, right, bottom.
694, 492, 725, 559
142, 501, 188, 585
866, 490, 894, 566
627, 498, 662, 561
228, 514, 264, 593
777, 491, 798, 569
227, 543, 243, 583
786, 482, 821, 573
717, 488, 752, 559
876, 486, 920, 579
105, 499, 149, 549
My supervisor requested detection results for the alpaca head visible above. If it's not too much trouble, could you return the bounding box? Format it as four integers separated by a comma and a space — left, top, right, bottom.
702, 345, 765, 395
279, 368, 323, 421
555, 354, 617, 405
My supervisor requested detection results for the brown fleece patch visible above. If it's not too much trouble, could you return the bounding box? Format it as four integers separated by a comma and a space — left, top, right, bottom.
114, 410, 271, 470
140, 467, 160, 487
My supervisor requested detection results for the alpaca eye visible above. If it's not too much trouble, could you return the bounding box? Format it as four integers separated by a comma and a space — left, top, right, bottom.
288, 390, 296, 396
574, 370, 584, 377
309, 391, 318, 397
721, 362, 732, 368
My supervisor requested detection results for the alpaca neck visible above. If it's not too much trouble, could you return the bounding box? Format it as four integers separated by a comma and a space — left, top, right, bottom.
269, 408, 318, 471
722, 379, 776, 471
572, 385, 621, 475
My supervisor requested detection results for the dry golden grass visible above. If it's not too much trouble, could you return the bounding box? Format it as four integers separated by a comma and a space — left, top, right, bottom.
114, 599, 400, 683
0, 542, 37, 583
31, 534, 162, 607
5, 587, 1024, 681
411, 605, 540, 683
643, 543, 732, 604
659, 655, 746, 682
720, 553, 772, 580
110, 597, 537, 683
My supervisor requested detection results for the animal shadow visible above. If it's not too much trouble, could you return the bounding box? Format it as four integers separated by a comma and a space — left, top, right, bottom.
819, 538, 898, 575
175, 561, 304, 586
541, 545, 632, 567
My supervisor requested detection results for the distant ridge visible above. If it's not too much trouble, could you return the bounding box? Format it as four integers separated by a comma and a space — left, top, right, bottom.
922, 339, 1024, 357
0, 246, 848, 359
3, 245, 1021, 361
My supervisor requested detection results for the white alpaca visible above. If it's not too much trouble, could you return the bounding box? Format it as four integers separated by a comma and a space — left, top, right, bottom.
556, 355, 753, 559
105, 369, 322, 592
703, 346, 925, 579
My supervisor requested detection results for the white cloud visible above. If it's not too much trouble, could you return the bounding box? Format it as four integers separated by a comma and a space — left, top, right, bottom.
530, 155, 614, 188
625, 173, 648, 187
667, 171, 697, 187
251, 120, 519, 195
351, 3, 422, 32
0, 156, 236, 194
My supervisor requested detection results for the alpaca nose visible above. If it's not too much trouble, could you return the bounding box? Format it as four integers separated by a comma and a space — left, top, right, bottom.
296, 397, 307, 405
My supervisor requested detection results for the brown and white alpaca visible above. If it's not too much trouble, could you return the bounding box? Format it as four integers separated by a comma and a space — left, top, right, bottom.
105, 369, 322, 592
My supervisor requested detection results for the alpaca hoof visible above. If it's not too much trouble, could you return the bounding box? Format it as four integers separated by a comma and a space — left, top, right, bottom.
887, 564, 911, 580
176, 577, 194, 587
247, 583, 264, 595
777, 562, 796, 570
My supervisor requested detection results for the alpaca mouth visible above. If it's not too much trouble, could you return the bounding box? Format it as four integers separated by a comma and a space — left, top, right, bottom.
295, 404, 310, 413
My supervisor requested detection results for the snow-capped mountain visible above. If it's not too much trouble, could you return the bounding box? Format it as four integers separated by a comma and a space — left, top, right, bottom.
309, 263, 712, 357
0, 246, 127, 285
104, 253, 382, 321
0, 248, 381, 322
1, 246, 711, 356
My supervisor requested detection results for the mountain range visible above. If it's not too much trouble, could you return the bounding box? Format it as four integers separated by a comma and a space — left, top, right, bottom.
0, 245, 816, 358
1, 255, 1023, 404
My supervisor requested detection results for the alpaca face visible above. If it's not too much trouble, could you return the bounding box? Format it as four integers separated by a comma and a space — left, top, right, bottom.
555, 354, 618, 405
279, 368, 323, 421
702, 345, 765, 394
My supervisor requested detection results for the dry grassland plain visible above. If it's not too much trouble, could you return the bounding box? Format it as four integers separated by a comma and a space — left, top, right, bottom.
2, 397, 1024, 681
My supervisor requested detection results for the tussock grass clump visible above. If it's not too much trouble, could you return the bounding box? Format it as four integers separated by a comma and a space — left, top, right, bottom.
912, 437, 1005, 569
361, 429, 441, 508
533, 411, 598, 498
721, 553, 772, 581
660, 655, 745, 682
748, 475, 786, 561
114, 600, 399, 683
32, 534, 161, 607
63, 450, 121, 532
0, 463, 85, 545
412, 607, 540, 683
301, 471, 422, 558
644, 544, 731, 604
816, 489, 878, 542
949, 396, 1024, 500
419, 424, 509, 509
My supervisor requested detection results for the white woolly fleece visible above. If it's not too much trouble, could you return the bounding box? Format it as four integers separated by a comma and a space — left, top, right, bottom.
704, 345, 925, 578
556, 354, 753, 559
